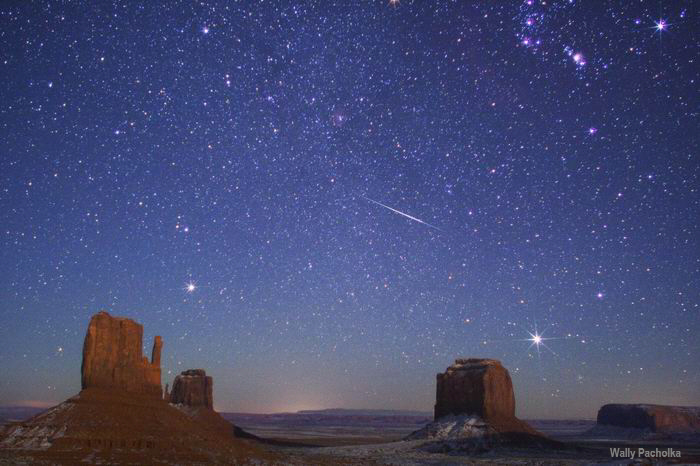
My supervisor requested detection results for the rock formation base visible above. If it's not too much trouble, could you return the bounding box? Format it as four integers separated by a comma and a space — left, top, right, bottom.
407, 414, 563, 454
408, 357, 549, 451
0, 388, 271, 464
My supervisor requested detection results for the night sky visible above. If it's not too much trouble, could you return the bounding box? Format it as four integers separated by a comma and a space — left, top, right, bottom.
1, 1, 698, 418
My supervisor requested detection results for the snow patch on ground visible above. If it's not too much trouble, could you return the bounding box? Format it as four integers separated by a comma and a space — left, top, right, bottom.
0, 401, 73, 451
406, 415, 494, 440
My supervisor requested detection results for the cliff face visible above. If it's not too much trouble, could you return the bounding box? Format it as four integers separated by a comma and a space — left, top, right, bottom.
81, 311, 162, 398
169, 369, 214, 409
434, 359, 515, 422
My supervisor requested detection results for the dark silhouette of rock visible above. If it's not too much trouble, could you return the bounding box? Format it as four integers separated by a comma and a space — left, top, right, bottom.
170, 369, 213, 409
597, 404, 700, 433
81, 311, 162, 398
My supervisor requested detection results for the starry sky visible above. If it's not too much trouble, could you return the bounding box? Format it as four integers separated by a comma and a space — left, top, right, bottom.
1, 1, 698, 419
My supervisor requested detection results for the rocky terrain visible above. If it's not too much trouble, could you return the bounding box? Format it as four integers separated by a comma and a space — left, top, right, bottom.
0, 311, 273, 464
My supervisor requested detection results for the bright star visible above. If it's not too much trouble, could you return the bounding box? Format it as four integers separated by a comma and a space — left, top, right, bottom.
522, 325, 558, 358
202, 26, 210, 34
185, 281, 197, 293
655, 19, 667, 31
528, 331, 546, 352
481, 324, 574, 361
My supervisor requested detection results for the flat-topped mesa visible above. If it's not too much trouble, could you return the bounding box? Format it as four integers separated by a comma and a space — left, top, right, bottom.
597, 404, 700, 433
170, 369, 214, 409
81, 311, 162, 398
434, 358, 515, 422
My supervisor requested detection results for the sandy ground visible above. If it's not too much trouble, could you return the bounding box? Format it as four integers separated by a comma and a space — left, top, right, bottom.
3, 411, 699, 465
2, 436, 699, 465
279, 439, 587, 465
271, 438, 700, 465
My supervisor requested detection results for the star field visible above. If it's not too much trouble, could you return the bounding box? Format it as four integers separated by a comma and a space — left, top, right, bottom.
0, 1, 698, 417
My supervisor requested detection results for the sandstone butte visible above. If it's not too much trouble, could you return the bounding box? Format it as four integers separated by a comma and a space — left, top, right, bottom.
434, 358, 540, 435
81, 311, 163, 398
0, 311, 274, 464
167, 368, 242, 438
170, 369, 214, 409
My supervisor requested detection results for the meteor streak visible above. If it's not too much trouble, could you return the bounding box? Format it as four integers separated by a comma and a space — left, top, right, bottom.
361, 196, 443, 231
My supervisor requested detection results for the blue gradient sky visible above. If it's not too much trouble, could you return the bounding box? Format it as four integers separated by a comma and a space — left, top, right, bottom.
1, 1, 698, 418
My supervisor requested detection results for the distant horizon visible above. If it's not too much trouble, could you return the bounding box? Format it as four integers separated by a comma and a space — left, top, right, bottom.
11, 397, 700, 421
2, 326, 698, 420
2, 333, 698, 419
0, 402, 608, 421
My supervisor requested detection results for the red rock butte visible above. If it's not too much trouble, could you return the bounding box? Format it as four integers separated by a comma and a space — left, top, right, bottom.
434, 358, 539, 435
81, 311, 163, 398
167, 368, 239, 439
0, 310, 272, 464
170, 369, 214, 409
